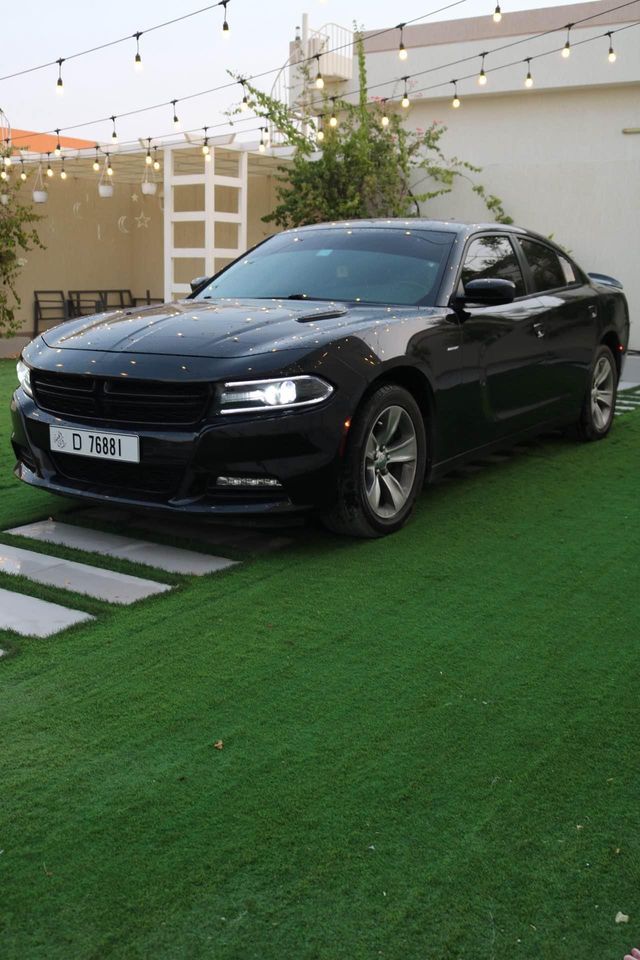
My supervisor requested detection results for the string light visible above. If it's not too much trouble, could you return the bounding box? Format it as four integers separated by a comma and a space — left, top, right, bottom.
316, 116, 325, 142
20, 159, 27, 181
171, 100, 181, 130
524, 58, 533, 86
401, 78, 410, 109
451, 80, 461, 108
3, 152, 11, 168
0, 169, 7, 182
380, 98, 390, 127
60, 160, 67, 180
106, 153, 113, 176
398, 23, 408, 61
153, 146, 160, 171
92, 146, 100, 172
478, 52, 488, 85
239, 80, 249, 112
315, 54, 324, 89
56, 58, 64, 95
134, 32, 143, 72
259, 127, 267, 153
562, 24, 572, 57
221, 0, 230, 37
54, 129, 62, 156
111, 116, 118, 144
202, 127, 210, 155
606, 31, 617, 61
46, 154, 54, 177
329, 98, 338, 127
493, 3, 502, 23
145, 137, 153, 164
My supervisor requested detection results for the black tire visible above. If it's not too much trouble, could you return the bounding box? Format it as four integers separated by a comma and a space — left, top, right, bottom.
574, 344, 618, 442
321, 383, 427, 539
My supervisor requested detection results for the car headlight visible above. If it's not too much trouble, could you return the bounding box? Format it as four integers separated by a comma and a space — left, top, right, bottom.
219, 375, 333, 414
16, 359, 33, 398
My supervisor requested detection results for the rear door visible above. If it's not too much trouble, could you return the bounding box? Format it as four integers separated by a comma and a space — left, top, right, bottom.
455, 233, 551, 446
515, 238, 598, 414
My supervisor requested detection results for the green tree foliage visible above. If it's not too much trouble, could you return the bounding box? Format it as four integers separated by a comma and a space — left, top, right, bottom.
0, 154, 43, 337
234, 37, 512, 230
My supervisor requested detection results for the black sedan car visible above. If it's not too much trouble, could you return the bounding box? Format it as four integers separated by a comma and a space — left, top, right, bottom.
11, 220, 629, 537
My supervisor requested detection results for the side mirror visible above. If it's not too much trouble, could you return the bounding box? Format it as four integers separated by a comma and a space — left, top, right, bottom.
189, 276, 209, 293
458, 278, 516, 306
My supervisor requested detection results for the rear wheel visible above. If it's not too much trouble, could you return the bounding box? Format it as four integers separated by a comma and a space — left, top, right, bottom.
321, 383, 427, 538
575, 344, 617, 441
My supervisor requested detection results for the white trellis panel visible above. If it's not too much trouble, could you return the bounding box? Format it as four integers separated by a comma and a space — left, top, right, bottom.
163, 144, 248, 303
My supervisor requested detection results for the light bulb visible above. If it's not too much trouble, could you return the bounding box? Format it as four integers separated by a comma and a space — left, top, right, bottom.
259, 141, 266, 154
20, 170, 27, 181
381, 114, 389, 128
608, 45, 616, 62
107, 165, 113, 177
56, 77, 64, 95
317, 128, 325, 142
222, 20, 230, 36
202, 143, 210, 155
47, 167, 53, 178
525, 72, 533, 87
329, 114, 338, 127
240, 96, 249, 112
0, 170, 7, 181
60, 168, 67, 180
401, 95, 410, 109
173, 115, 181, 130
153, 159, 160, 171
93, 160, 100, 172
4, 155, 11, 167
399, 43, 408, 61
204, 152, 211, 162
493, 4, 502, 22
135, 53, 143, 73
316, 74, 324, 90
478, 69, 487, 85
146, 151, 152, 164
452, 95, 461, 108
54, 137, 61, 157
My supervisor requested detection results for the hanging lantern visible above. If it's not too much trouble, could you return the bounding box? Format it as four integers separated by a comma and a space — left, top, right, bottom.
141, 151, 157, 195
32, 164, 48, 203
98, 156, 114, 198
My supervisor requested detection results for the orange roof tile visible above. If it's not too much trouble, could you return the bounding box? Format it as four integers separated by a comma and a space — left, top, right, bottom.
6, 128, 95, 155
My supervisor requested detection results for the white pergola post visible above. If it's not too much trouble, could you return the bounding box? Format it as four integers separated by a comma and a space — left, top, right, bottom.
163, 144, 249, 303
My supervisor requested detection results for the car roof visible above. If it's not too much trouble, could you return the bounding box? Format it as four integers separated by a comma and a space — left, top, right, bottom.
286, 218, 550, 243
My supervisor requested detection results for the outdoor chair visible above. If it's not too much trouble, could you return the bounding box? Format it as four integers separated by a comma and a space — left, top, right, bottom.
33, 290, 70, 336
133, 289, 164, 306
67, 290, 107, 318
102, 289, 135, 309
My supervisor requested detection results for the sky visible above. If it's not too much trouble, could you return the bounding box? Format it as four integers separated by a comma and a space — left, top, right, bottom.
2, 0, 581, 152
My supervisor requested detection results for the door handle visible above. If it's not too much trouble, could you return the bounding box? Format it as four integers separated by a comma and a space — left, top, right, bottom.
589, 305, 598, 319
533, 323, 545, 339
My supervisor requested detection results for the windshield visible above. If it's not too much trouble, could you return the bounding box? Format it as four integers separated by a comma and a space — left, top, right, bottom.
194, 227, 455, 307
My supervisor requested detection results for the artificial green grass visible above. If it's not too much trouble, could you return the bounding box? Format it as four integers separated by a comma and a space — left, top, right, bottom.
1, 357, 639, 959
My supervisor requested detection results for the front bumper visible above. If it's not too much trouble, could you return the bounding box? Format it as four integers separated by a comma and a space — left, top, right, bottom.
10, 388, 351, 516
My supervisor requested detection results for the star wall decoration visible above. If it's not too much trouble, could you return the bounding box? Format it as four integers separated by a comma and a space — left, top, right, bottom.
135, 210, 151, 229
130, 193, 139, 203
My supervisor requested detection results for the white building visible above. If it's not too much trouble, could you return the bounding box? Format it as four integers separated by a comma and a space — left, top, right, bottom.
300, 0, 640, 346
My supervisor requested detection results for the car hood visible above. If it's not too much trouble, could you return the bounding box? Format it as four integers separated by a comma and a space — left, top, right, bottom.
40, 298, 444, 359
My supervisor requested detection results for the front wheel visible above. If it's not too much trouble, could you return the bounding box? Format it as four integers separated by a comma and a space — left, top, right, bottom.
321, 383, 427, 538
574, 344, 618, 441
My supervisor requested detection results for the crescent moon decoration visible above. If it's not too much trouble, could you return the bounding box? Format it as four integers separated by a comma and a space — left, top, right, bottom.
117, 215, 130, 234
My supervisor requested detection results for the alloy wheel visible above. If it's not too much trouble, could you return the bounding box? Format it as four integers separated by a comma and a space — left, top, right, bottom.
363, 405, 418, 519
590, 354, 614, 430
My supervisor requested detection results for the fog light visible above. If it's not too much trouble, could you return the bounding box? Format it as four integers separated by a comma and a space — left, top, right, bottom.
216, 476, 282, 488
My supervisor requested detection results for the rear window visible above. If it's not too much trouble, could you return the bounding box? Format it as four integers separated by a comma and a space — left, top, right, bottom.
518, 239, 572, 292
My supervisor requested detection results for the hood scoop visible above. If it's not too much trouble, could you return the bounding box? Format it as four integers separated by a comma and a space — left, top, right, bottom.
296, 304, 348, 323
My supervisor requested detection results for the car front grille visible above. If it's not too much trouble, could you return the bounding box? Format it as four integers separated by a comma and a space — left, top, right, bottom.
32, 370, 211, 426
51, 452, 185, 499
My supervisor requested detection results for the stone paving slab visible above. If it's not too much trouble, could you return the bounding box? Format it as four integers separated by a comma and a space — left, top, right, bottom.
0, 587, 93, 638
0, 544, 170, 604
6, 520, 237, 576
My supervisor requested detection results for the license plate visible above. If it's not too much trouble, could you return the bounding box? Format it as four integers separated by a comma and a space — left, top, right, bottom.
49, 426, 140, 463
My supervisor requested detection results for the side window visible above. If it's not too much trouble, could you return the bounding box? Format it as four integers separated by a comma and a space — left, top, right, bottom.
519, 239, 569, 292
461, 236, 525, 297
